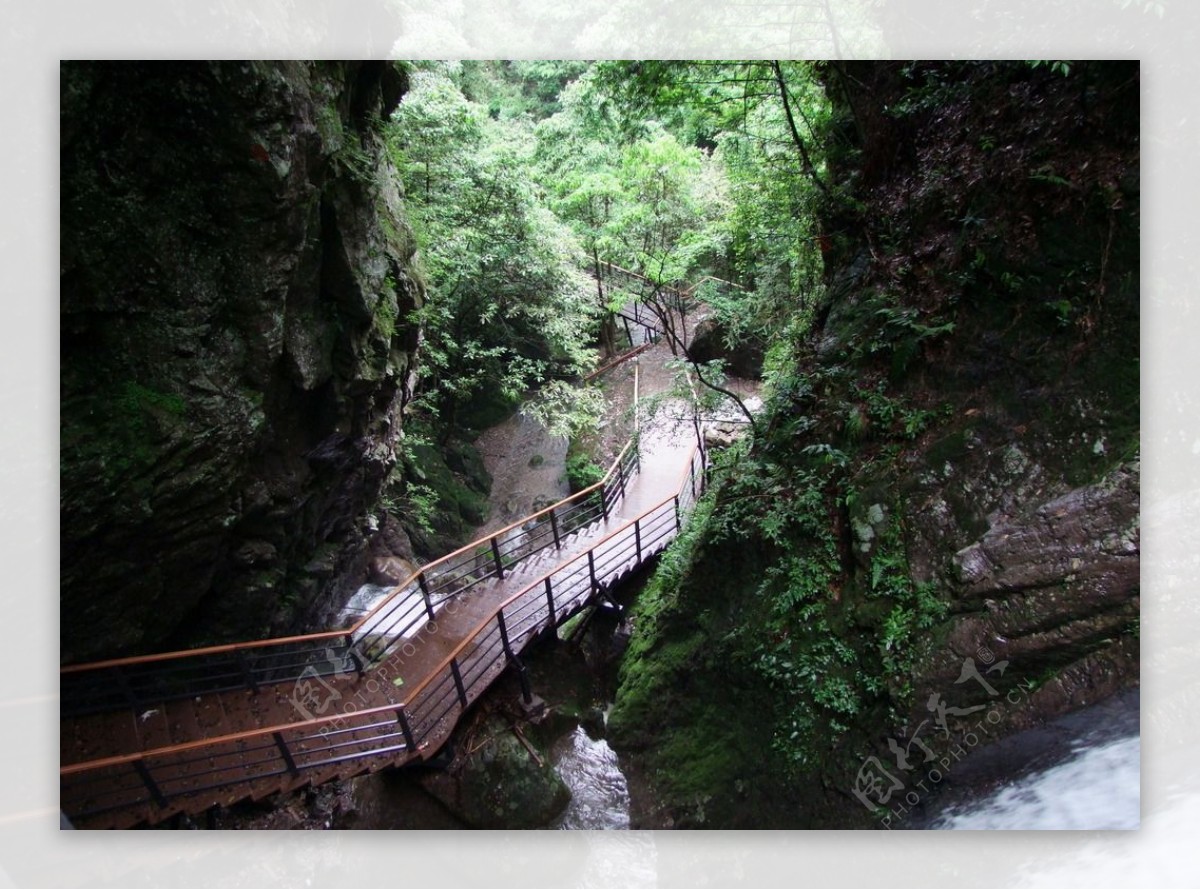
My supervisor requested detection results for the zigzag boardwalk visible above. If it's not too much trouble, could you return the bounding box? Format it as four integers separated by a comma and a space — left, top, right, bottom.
59, 420, 704, 828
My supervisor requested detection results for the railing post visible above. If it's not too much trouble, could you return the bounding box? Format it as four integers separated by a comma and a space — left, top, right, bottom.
674, 495, 682, 530
544, 577, 557, 625
588, 550, 599, 595
497, 611, 513, 655
395, 708, 417, 751
497, 612, 533, 705
450, 658, 468, 708
273, 731, 300, 777
549, 508, 561, 549
133, 760, 168, 809
347, 646, 366, 677
599, 485, 609, 521
235, 649, 260, 694
417, 572, 436, 619
634, 518, 642, 562
490, 536, 506, 580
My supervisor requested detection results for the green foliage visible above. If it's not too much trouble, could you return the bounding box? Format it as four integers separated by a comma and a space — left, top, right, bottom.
116, 381, 187, 419
87, 381, 191, 479
535, 61, 829, 370
860, 510, 948, 682
846, 292, 956, 377
799, 442, 848, 467
564, 451, 604, 493
523, 380, 605, 441
380, 480, 439, 536
1028, 60, 1073, 77
373, 286, 399, 339
1029, 164, 1073, 188
389, 68, 598, 435
456, 61, 589, 121
847, 379, 938, 442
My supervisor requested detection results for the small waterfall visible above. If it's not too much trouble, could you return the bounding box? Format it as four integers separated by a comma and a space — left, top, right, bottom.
931, 732, 1140, 830
337, 583, 392, 621
923, 688, 1141, 830
550, 725, 632, 830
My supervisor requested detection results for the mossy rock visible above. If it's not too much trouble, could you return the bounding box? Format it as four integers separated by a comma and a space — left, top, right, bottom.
419, 715, 570, 828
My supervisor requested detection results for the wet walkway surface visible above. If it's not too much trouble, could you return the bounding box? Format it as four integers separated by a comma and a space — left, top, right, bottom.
61, 398, 704, 828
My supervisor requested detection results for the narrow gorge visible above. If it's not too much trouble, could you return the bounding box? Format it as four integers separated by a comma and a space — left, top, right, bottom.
59, 60, 1139, 832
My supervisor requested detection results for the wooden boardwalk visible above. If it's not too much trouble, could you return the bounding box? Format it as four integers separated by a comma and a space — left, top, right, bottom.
60, 420, 705, 828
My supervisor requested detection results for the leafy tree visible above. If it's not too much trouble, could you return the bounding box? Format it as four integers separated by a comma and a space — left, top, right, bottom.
532, 71, 628, 356
592, 59, 830, 313
389, 66, 598, 439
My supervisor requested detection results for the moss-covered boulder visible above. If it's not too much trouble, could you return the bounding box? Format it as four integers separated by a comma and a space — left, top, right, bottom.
418, 715, 571, 828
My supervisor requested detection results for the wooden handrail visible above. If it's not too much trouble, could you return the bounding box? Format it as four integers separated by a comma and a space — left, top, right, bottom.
337, 435, 637, 630
393, 443, 698, 712
58, 629, 351, 674
61, 437, 639, 676
60, 443, 702, 778
597, 259, 688, 297
583, 342, 653, 382
681, 274, 746, 296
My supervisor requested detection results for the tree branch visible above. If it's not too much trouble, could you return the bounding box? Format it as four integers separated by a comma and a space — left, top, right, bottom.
770, 60, 830, 199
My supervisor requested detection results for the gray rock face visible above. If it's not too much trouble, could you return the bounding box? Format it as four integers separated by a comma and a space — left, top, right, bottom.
60, 62, 423, 661
687, 316, 766, 379
953, 461, 1139, 601
917, 459, 1140, 719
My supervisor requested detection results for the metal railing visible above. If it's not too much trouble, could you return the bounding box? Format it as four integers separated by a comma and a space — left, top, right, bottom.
60, 445, 707, 824
60, 438, 641, 719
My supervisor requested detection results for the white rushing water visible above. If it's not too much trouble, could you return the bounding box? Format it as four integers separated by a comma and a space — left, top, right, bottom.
337, 581, 430, 646
932, 731, 1140, 830
551, 726, 632, 830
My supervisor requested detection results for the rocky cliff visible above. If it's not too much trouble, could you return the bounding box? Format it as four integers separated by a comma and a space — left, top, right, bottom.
60, 61, 424, 662
608, 61, 1139, 828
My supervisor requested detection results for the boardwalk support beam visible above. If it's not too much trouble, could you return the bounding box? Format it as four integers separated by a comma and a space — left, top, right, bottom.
544, 577, 557, 626
236, 649, 260, 694
490, 537, 506, 580
395, 708, 417, 751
